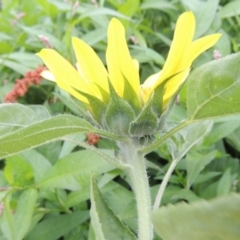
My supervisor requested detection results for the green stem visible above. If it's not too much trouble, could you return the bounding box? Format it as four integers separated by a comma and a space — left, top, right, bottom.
153, 158, 178, 210
118, 139, 153, 240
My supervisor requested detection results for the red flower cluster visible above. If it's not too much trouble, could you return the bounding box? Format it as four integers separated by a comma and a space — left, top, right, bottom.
4, 66, 47, 103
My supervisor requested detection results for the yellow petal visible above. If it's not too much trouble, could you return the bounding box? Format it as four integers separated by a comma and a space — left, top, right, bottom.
157, 11, 195, 86
141, 69, 189, 105
106, 18, 140, 96
133, 59, 140, 72
72, 37, 109, 98
163, 69, 190, 101
188, 34, 222, 63
141, 12, 221, 105
141, 12, 195, 101
57, 79, 86, 101
37, 49, 94, 103
163, 34, 221, 105
40, 70, 55, 82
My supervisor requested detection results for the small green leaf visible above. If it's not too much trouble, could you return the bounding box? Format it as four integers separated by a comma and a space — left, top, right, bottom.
187, 52, 240, 120
90, 177, 136, 240
152, 194, 240, 240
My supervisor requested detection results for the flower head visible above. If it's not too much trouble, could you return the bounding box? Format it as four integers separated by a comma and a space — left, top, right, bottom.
37, 12, 221, 136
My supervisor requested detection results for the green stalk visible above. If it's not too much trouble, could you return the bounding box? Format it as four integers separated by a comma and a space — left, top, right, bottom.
118, 139, 153, 240
153, 158, 178, 209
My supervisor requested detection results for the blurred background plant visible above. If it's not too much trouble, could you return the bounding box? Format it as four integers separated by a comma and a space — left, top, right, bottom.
0, 0, 240, 239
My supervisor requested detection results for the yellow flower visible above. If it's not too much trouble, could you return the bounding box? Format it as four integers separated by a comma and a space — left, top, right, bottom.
37, 11, 221, 109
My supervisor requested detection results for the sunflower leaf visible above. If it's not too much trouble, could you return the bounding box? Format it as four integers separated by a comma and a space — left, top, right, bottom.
187, 52, 240, 120
152, 194, 240, 240
0, 105, 123, 159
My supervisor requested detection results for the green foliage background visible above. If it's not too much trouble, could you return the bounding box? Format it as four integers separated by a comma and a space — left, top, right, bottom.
0, 0, 240, 239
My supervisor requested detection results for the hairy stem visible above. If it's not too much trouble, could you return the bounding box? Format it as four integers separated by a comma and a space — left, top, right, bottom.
118, 139, 153, 240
